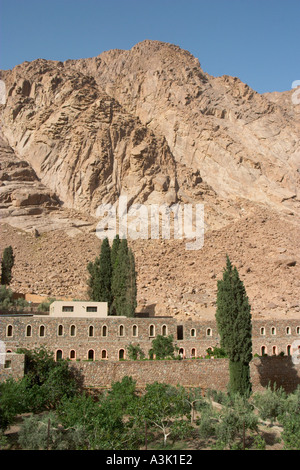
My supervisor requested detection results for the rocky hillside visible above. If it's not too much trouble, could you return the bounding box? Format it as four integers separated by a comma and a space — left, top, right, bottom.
0, 40, 299, 320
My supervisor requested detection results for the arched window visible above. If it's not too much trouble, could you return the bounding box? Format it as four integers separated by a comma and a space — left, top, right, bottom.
58, 324, 64, 336
286, 326, 291, 335
88, 349, 95, 361
119, 325, 124, 337
119, 349, 125, 360
179, 348, 185, 358
26, 325, 32, 337
272, 346, 277, 355
132, 325, 138, 337
206, 328, 212, 337
39, 325, 45, 337
261, 345, 267, 356
102, 325, 107, 337
89, 325, 94, 337
56, 350, 63, 361
70, 350, 76, 360
101, 350, 107, 359
287, 345, 291, 356
162, 325, 167, 336
190, 328, 196, 337
297, 326, 300, 335
149, 325, 155, 337
260, 327, 265, 335
271, 327, 276, 335
6, 325, 13, 337
191, 348, 196, 358
70, 325, 76, 337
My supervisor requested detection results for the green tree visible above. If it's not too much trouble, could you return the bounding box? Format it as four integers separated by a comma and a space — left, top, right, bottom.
18, 412, 87, 450
215, 394, 258, 450
16, 347, 80, 411
111, 238, 136, 317
111, 234, 120, 268
1, 246, 15, 285
150, 334, 178, 360
0, 377, 29, 430
216, 255, 252, 396
126, 343, 145, 360
87, 238, 112, 307
132, 382, 189, 447
253, 383, 287, 424
58, 384, 141, 450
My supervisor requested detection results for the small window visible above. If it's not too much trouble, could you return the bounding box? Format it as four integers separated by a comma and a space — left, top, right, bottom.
206, 328, 212, 337
179, 348, 185, 358
297, 327, 300, 335
4, 360, 11, 369
260, 327, 265, 335
261, 346, 267, 356
70, 325, 76, 337
26, 325, 32, 337
39, 325, 45, 337
119, 349, 125, 360
132, 325, 138, 337
162, 325, 167, 336
287, 345, 291, 356
58, 324, 64, 336
101, 350, 107, 359
286, 326, 291, 335
177, 325, 183, 340
271, 327, 276, 335
119, 325, 124, 337
56, 350, 63, 361
87, 306, 97, 312
190, 328, 196, 337
88, 349, 95, 361
102, 325, 107, 337
149, 325, 155, 337
89, 325, 94, 337
6, 325, 13, 337
70, 350, 76, 360
62, 306, 74, 312
191, 348, 196, 358
272, 346, 277, 355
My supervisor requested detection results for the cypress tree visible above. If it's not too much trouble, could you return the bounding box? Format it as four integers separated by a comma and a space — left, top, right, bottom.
87, 238, 112, 307
216, 255, 252, 396
111, 234, 120, 268
1, 246, 15, 286
111, 238, 137, 317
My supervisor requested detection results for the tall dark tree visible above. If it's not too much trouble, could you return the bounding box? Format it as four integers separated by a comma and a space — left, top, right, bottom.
111, 234, 120, 268
87, 238, 112, 307
216, 255, 252, 396
1, 246, 15, 286
111, 238, 137, 317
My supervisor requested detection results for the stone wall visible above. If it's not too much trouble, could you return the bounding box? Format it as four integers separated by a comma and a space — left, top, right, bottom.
1, 352, 300, 395
0, 352, 25, 382
1, 315, 300, 362
71, 358, 230, 391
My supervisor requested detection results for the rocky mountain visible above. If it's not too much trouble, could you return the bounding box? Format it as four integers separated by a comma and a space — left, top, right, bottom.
0, 40, 299, 319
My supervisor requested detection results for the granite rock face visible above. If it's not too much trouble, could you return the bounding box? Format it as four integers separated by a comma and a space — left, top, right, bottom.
0, 40, 299, 319
68, 40, 299, 217
0, 59, 178, 215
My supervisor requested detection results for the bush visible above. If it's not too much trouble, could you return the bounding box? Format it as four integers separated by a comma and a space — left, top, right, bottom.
253, 384, 287, 423
18, 412, 87, 450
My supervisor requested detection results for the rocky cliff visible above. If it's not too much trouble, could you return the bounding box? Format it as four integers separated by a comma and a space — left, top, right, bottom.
0, 40, 299, 319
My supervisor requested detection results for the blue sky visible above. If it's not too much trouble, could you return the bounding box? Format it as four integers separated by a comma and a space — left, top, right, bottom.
0, 0, 299, 93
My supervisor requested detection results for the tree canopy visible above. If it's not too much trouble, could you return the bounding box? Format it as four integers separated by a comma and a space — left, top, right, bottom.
216, 255, 252, 396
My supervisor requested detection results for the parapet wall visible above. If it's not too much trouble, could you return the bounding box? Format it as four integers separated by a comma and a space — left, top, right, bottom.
70, 357, 300, 393
1, 353, 300, 393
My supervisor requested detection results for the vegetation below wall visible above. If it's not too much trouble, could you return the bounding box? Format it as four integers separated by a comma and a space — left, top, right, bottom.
0, 347, 300, 450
